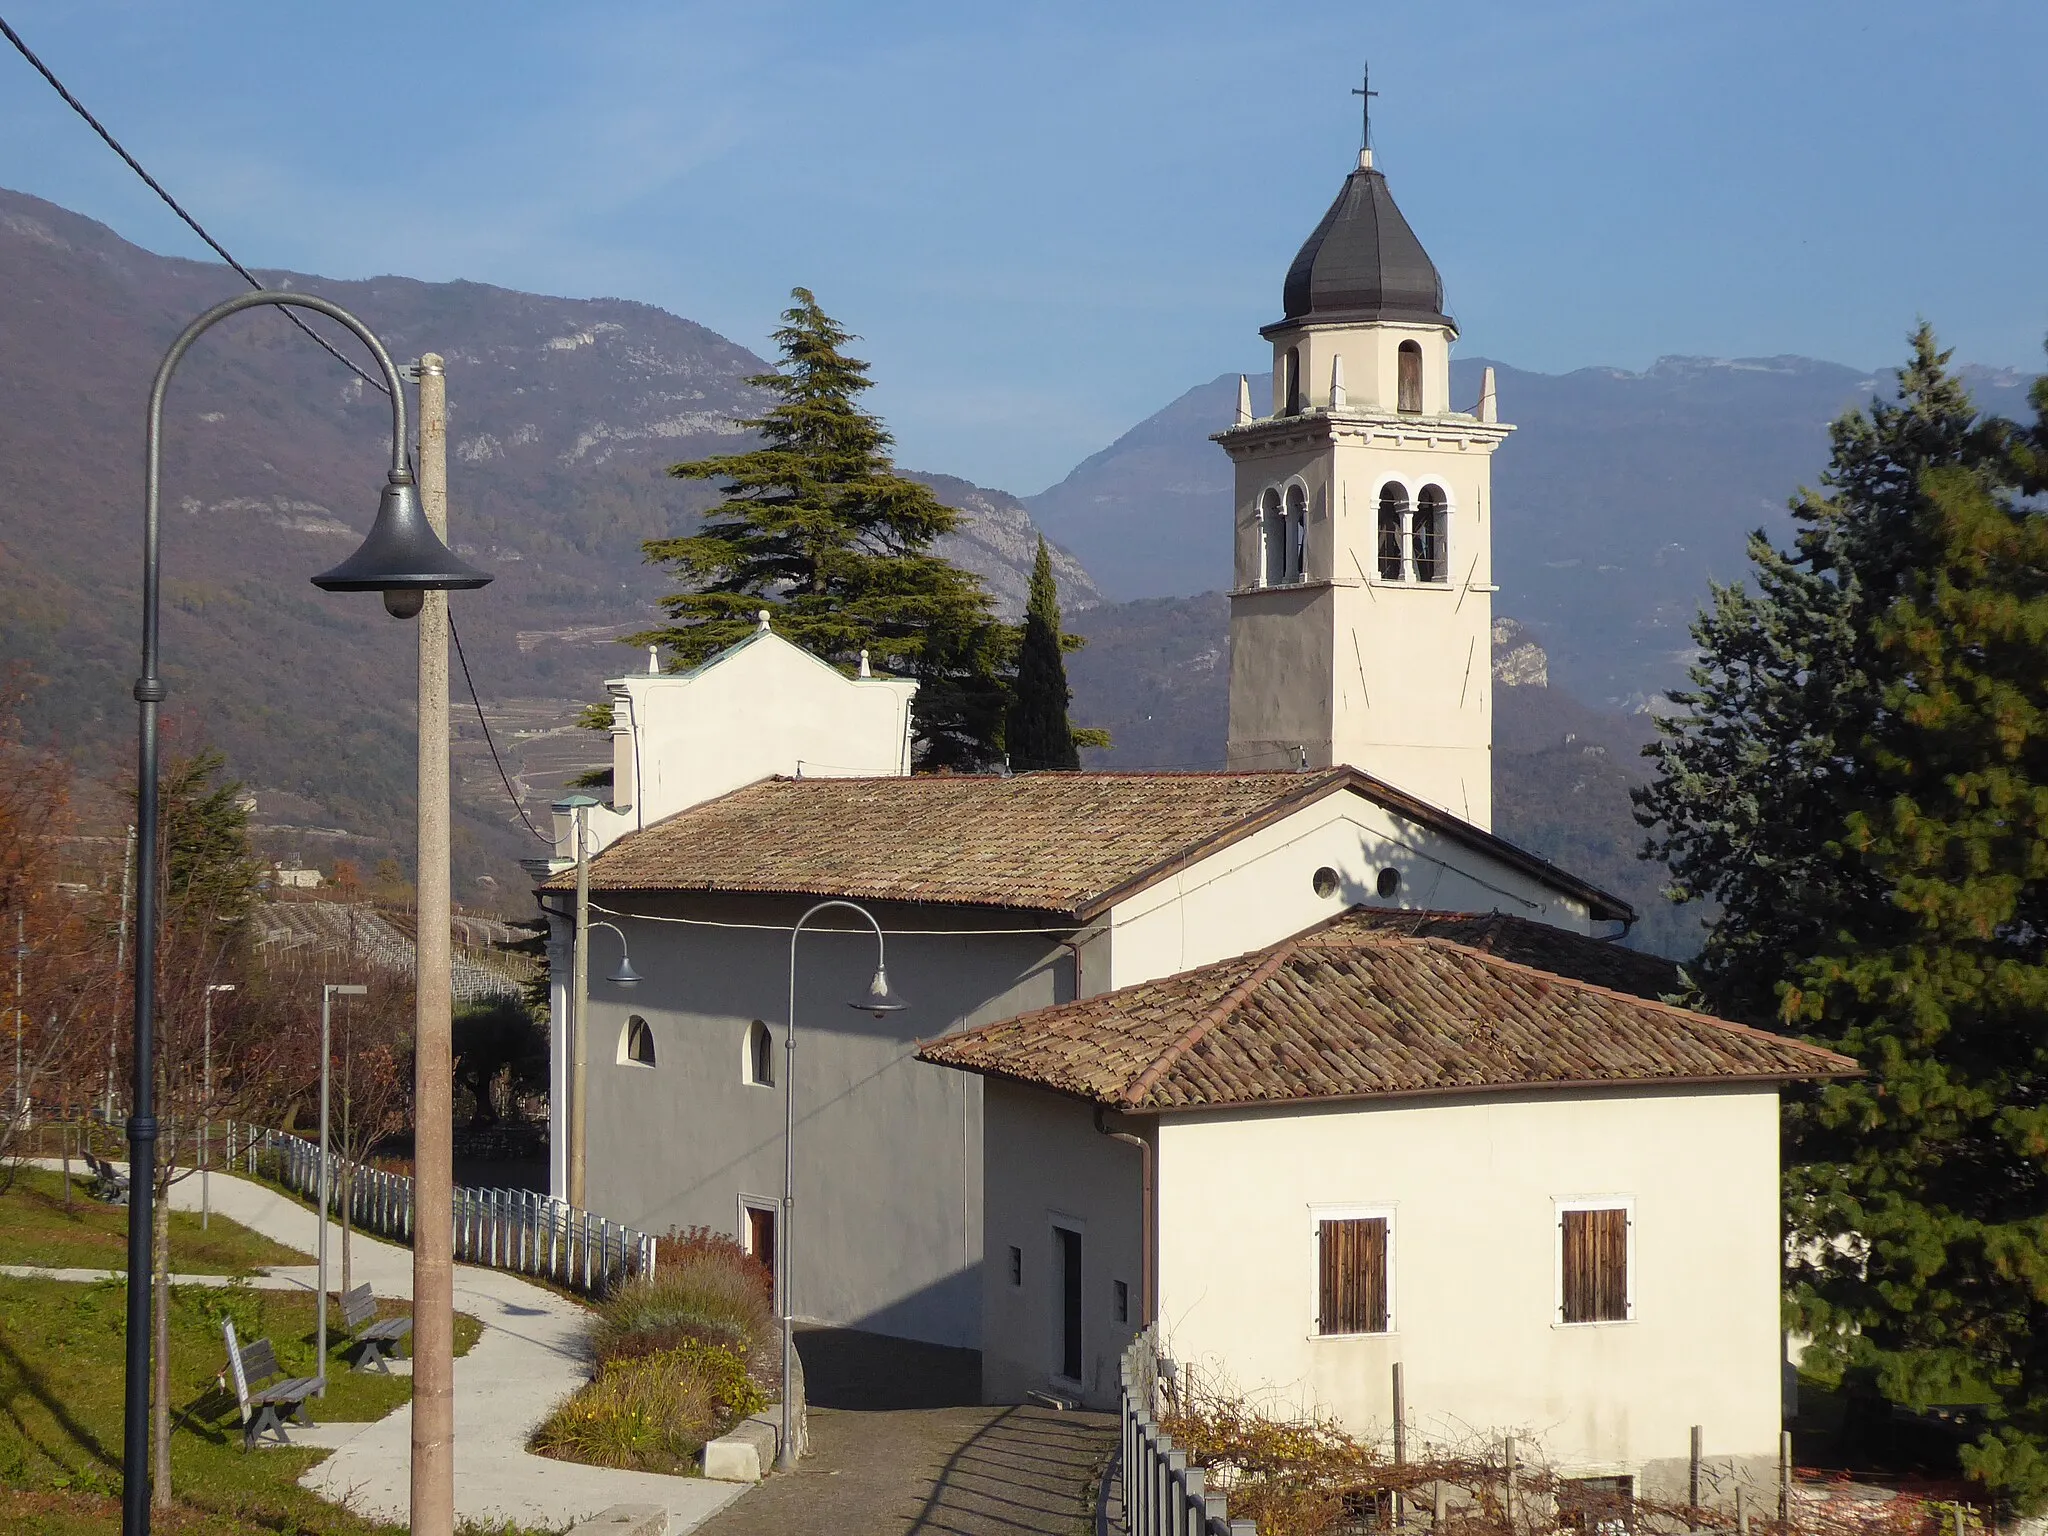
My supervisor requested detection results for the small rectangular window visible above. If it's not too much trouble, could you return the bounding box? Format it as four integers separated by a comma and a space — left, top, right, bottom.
1317, 1216, 1389, 1335
1114, 1279, 1129, 1323
1008, 1245, 1022, 1288
1560, 1475, 1634, 1535
1561, 1206, 1630, 1323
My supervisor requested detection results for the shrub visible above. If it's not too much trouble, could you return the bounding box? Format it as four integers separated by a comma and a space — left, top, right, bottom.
595, 1254, 775, 1378
530, 1349, 716, 1475
654, 1224, 772, 1295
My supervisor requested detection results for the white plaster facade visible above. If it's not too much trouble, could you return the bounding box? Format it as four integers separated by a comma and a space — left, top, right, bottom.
972, 1078, 1785, 1489
1153, 1086, 1783, 1483
545, 618, 917, 866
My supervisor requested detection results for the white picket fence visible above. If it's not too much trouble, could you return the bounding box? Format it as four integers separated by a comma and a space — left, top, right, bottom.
226, 1122, 657, 1295
1118, 1327, 1256, 1536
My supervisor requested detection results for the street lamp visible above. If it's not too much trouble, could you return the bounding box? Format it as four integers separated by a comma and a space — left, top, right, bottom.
317, 982, 367, 1395
124, 290, 489, 1536
780, 901, 905, 1470
200, 983, 234, 1231
591, 922, 640, 986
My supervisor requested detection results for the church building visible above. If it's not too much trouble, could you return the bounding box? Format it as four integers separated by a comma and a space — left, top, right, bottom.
533, 126, 1853, 1500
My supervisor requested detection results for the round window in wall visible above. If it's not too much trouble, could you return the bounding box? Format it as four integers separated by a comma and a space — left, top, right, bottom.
1312, 866, 1341, 899
1376, 867, 1402, 899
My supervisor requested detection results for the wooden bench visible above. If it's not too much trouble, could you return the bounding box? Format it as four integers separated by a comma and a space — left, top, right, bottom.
340, 1282, 412, 1372
220, 1318, 318, 1447
83, 1152, 129, 1204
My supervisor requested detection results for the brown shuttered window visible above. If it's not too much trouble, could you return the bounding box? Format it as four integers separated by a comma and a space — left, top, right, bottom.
1561, 1207, 1629, 1323
1317, 1217, 1389, 1334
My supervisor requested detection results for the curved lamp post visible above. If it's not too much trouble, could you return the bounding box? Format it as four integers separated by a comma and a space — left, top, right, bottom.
589, 921, 640, 986
780, 900, 905, 1470
125, 290, 488, 1536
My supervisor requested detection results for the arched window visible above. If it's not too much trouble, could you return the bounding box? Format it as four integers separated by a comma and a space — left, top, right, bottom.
1413, 486, 1448, 583
1397, 341, 1422, 414
619, 1015, 656, 1068
1377, 484, 1409, 581
745, 1019, 775, 1087
1284, 483, 1308, 582
1260, 488, 1286, 587
1284, 346, 1302, 415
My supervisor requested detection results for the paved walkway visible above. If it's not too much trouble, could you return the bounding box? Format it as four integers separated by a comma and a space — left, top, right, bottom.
26, 1163, 744, 1533
695, 1404, 1113, 1536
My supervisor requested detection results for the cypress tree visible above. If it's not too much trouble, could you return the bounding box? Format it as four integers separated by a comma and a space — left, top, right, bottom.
1007, 537, 1082, 771
635, 288, 1010, 771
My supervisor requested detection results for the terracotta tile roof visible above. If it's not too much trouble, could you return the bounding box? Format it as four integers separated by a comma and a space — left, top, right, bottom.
546, 769, 1633, 922
917, 920, 1856, 1113
1330, 908, 1682, 1001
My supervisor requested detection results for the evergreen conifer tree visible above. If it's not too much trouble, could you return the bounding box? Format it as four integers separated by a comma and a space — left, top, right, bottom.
1642, 330, 2048, 1507
635, 288, 1010, 770
1635, 328, 2005, 1019
1007, 537, 1083, 771
1785, 426, 2048, 1509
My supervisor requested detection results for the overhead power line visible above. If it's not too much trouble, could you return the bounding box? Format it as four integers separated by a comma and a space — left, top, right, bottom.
2, 15, 560, 854
0, 11, 388, 397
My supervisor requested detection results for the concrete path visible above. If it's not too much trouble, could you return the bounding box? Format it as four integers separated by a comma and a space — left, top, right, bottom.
23, 1163, 745, 1534
694, 1404, 1112, 1536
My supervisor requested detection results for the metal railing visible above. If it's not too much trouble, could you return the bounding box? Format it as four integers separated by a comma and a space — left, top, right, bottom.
226, 1121, 657, 1295
1119, 1327, 1254, 1536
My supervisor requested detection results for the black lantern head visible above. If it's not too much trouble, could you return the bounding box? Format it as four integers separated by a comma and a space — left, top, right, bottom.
311, 470, 492, 618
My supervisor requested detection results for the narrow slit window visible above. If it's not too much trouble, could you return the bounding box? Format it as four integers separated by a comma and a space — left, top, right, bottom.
1377, 485, 1408, 581
746, 1019, 775, 1086
1317, 1216, 1389, 1334
1285, 346, 1302, 415
1561, 1206, 1630, 1323
1397, 341, 1422, 414
1413, 486, 1448, 583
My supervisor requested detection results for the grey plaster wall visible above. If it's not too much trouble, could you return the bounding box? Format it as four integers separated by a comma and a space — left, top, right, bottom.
981, 1081, 1146, 1409
580, 891, 1075, 1351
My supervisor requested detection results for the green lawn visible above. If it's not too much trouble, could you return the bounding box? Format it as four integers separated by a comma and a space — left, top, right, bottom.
0, 1167, 309, 1275
0, 1274, 486, 1534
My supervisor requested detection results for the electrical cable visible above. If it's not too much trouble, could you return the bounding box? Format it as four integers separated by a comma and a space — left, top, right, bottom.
0, 12, 389, 398
448, 606, 556, 845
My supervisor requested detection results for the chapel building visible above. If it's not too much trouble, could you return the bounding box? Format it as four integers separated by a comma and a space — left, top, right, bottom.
532, 123, 1852, 1501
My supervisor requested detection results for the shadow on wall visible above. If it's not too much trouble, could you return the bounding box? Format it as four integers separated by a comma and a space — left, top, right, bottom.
796, 1322, 982, 1410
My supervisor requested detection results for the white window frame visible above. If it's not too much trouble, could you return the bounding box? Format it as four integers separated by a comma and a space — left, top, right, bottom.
1308, 1201, 1398, 1338
615, 1014, 656, 1069
738, 1194, 780, 1307
1553, 1195, 1635, 1327
1374, 480, 1412, 584
1282, 476, 1311, 584
1412, 482, 1453, 585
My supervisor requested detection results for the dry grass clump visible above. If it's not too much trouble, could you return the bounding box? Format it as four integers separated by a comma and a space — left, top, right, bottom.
531, 1348, 718, 1474
597, 1239, 776, 1380
532, 1240, 779, 1475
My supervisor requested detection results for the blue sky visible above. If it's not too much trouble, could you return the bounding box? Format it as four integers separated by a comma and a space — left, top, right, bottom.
2, 0, 2042, 493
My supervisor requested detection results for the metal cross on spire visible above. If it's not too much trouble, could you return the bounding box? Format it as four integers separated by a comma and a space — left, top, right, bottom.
1351, 64, 1378, 153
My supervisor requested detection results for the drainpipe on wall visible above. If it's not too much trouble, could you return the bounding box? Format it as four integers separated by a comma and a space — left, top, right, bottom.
1094, 1105, 1155, 1327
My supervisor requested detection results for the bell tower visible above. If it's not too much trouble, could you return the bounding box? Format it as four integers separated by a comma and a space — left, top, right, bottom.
1214, 132, 1512, 829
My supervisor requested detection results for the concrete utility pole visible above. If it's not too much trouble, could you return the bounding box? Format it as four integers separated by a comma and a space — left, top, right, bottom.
412, 353, 458, 1536
568, 801, 592, 1208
